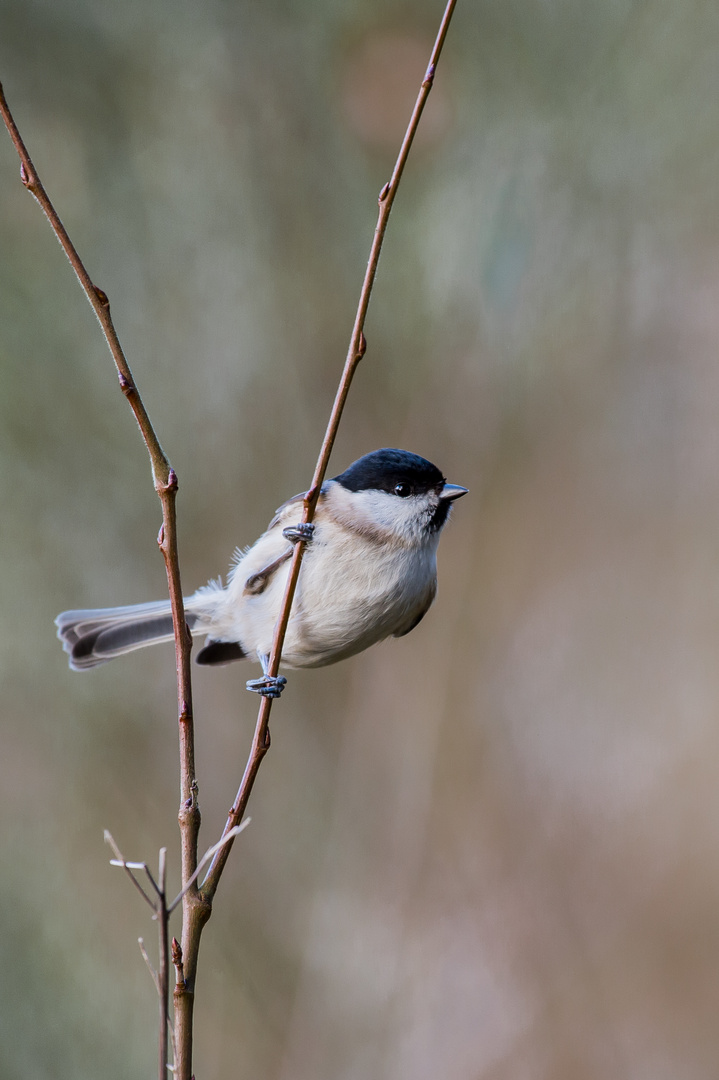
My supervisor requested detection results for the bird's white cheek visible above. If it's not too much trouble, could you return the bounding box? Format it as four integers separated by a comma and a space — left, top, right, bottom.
328, 486, 434, 544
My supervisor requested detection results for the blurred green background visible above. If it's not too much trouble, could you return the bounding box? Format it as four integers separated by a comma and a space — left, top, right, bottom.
2, 0, 719, 1076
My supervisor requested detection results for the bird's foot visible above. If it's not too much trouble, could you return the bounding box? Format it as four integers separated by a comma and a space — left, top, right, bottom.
282, 522, 315, 544
246, 674, 287, 699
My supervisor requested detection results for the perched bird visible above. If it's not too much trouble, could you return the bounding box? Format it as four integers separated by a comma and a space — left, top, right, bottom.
56, 448, 467, 697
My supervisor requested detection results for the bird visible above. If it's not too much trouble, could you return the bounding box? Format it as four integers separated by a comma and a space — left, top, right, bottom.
56, 448, 467, 697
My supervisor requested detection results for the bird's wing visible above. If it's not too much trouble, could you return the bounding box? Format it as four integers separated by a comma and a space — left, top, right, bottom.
238, 484, 328, 597
243, 547, 293, 596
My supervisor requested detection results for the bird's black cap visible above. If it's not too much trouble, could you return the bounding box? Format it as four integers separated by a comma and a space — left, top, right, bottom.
332, 449, 444, 495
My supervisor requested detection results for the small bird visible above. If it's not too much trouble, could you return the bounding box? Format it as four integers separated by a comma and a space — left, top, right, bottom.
56, 449, 467, 697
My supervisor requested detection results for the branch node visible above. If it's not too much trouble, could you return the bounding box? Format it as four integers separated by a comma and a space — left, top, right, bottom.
94, 285, 109, 308
357, 331, 367, 360
19, 161, 32, 188
118, 372, 136, 397
157, 522, 165, 548
157, 469, 179, 497
179, 780, 200, 821
423, 62, 436, 88
378, 181, 391, 203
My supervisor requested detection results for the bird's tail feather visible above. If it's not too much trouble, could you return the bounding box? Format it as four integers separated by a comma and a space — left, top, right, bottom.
56, 598, 209, 670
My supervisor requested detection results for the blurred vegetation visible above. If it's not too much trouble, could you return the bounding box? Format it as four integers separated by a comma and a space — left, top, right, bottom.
2, 0, 719, 1077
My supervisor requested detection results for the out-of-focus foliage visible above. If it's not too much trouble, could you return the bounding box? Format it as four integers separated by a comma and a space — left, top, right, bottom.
2, 0, 719, 1076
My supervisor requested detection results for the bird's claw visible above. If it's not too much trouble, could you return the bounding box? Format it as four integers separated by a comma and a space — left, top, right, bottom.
282, 522, 315, 544
246, 674, 288, 699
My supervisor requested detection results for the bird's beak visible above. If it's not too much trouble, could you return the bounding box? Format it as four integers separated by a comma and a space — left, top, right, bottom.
439, 482, 469, 501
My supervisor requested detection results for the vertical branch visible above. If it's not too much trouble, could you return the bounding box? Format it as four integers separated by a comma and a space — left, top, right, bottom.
157, 848, 170, 1080
0, 77, 201, 1078
201, 0, 458, 901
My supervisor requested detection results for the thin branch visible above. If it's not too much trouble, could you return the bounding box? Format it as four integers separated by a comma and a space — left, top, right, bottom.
157, 848, 170, 1080
0, 70, 201, 923
140, 933, 175, 1077
0, 77, 201, 1078
0, 84, 168, 483
104, 830, 158, 912
200, 0, 458, 901
138, 938, 161, 995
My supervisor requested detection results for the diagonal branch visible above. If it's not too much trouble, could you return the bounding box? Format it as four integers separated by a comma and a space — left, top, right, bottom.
104, 830, 158, 912
0, 81, 202, 1080
0, 68, 201, 954
200, 0, 458, 902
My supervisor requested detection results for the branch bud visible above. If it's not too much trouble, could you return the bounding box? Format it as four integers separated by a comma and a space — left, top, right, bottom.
171, 937, 183, 966
118, 372, 136, 397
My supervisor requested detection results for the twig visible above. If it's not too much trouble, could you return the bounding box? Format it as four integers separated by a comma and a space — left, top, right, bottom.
104, 830, 157, 911
138, 938, 161, 995
201, 0, 458, 902
106, 834, 171, 1078
0, 79, 201, 1080
141, 935, 177, 1071
157, 848, 170, 1080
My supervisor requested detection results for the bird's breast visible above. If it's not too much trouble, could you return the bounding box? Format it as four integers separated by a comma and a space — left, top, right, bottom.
283, 522, 437, 667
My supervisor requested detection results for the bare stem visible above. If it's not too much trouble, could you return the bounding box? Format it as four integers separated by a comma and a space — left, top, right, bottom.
105, 830, 157, 911
158, 849, 170, 1080
138, 938, 161, 995
0, 77, 201, 1080
200, 0, 458, 899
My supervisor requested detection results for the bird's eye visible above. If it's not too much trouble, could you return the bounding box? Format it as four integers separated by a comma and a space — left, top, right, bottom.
394, 482, 411, 497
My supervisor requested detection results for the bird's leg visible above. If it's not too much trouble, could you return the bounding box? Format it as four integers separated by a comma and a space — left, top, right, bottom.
282, 522, 315, 544
246, 652, 287, 698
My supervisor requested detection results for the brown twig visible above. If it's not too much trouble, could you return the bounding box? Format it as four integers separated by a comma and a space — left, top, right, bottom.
0, 82, 200, 1080
104, 830, 158, 911
105, 835, 171, 1078
0, 85, 199, 847
200, 0, 458, 905
157, 848, 170, 1080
